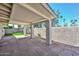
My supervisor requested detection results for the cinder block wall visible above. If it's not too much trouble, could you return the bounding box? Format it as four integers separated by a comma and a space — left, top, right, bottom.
51, 27, 79, 47
34, 27, 79, 47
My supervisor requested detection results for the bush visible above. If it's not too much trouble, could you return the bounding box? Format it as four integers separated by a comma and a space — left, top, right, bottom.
38, 33, 41, 37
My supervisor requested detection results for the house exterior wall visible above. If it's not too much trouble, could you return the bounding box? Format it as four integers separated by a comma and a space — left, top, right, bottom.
0, 24, 5, 39
34, 27, 79, 47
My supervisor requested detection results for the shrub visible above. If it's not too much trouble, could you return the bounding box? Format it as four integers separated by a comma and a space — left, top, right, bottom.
38, 33, 41, 37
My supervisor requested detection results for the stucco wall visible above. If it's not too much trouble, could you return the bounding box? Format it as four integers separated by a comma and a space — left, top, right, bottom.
5, 28, 23, 34
51, 27, 79, 47
0, 24, 5, 39
34, 27, 79, 47
34, 28, 46, 38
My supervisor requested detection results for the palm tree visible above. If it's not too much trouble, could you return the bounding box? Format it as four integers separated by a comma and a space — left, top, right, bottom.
64, 23, 68, 27
60, 15, 63, 18
55, 9, 62, 27
63, 18, 68, 27
70, 19, 78, 26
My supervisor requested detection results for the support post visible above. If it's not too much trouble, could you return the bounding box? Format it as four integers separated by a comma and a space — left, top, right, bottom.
23, 25, 27, 35
46, 20, 52, 45
30, 23, 34, 39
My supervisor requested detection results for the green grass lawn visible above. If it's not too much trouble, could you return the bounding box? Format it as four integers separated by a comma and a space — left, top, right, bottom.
13, 32, 30, 36
5, 32, 30, 37
13, 32, 24, 36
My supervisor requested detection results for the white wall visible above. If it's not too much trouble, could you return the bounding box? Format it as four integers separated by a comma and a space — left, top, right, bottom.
5, 28, 23, 34
51, 27, 79, 47
34, 27, 79, 47
34, 28, 46, 38
0, 24, 5, 39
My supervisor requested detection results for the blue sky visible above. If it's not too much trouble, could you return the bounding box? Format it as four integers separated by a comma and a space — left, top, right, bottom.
48, 3, 79, 27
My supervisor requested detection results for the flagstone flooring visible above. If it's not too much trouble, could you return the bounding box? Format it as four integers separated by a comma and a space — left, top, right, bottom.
0, 36, 79, 56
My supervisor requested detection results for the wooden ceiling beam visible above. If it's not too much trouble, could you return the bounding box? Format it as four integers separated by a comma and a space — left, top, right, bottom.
0, 16, 9, 21
0, 4, 11, 13
0, 9, 10, 16
2, 3, 12, 9
0, 13, 9, 18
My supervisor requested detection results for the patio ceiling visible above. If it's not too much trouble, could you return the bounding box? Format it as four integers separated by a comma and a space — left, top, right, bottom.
0, 3, 56, 25
9, 3, 56, 25
0, 3, 12, 24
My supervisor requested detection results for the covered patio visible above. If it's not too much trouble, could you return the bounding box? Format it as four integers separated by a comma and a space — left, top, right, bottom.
0, 3, 56, 56
0, 3, 57, 45
10, 3, 57, 45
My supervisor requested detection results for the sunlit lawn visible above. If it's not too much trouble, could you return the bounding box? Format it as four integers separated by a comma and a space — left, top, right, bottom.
13, 32, 25, 36
5, 32, 30, 38
12, 32, 30, 38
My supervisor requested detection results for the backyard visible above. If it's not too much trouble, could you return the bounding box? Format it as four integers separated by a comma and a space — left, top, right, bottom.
5, 32, 30, 38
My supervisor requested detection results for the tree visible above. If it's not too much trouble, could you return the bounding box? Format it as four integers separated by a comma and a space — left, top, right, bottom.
64, 23, 68, 27
54, 9, 62, 27
63, 18, 68, 27
18, 25, 21, 28
70, 19, 78, 26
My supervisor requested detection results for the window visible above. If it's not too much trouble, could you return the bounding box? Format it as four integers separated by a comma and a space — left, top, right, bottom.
14, 24, 18, 28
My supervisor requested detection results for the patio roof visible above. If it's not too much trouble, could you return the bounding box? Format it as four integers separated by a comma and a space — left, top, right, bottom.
9, 3, 56, 25
0, 3, 12, 24
0, 3, 56, 25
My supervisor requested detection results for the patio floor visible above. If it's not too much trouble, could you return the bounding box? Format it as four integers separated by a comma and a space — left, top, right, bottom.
0, 36, 79, 56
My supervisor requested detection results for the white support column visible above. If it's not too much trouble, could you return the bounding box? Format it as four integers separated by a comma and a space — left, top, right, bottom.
46, 20, 52, 45
30, 23, 34, 39
0, 24, 4, 39
23, 25, 27, 35
42, 22, 45, 28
